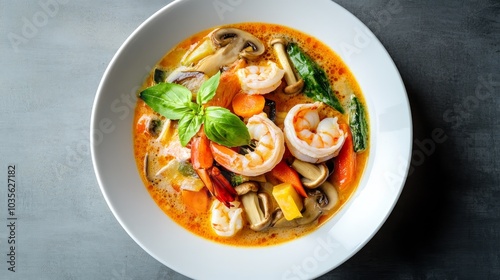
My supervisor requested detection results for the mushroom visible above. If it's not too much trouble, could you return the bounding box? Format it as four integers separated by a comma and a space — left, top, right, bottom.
271, 182, 339, 228
270, 37, 304, 94
236, 181, 273, 231
167, 70, 207, 94
308, 181, 339, 211
291, 159, 329, 188
241, 191, 273, 231
234, 181, 259, 196
271, 196, 323, 227
144, 153, 150, 180
195, 28, 265, 76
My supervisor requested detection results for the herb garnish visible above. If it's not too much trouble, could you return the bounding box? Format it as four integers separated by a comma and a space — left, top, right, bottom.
139, 71, 250, 147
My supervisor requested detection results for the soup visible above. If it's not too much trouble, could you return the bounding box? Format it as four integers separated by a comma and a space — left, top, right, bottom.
133, 22, 369, 246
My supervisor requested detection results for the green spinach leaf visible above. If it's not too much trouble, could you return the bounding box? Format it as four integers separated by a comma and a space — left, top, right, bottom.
287, 43, 345, 114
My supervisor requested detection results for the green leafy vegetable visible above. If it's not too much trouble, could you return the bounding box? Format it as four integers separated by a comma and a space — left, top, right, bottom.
139, 71, 250, 147
348, 95, 369, 152
287, 43, 345, 114
197, 71, 220, 105
154, 68, 167, 84
178, 113, 204, 147
204, 107, 250, 147
139, 83, 193, 120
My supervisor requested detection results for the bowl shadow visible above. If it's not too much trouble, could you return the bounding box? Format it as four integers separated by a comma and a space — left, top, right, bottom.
319, 76, 456, 279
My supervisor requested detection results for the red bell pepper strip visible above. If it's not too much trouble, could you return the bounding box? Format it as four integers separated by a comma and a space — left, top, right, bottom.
333, 123, 356, 190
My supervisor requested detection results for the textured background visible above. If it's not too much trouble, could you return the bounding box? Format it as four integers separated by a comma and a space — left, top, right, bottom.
0, 0, 498, 279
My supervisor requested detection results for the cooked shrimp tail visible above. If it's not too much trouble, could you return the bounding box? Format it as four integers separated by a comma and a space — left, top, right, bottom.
208, 166, 237, 207
191, 131, 237, 207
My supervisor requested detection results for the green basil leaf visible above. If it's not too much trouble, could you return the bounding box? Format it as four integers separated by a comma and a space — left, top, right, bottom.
196, 71, 221, 105
139, 83, 193, 120
178, 113, 204, 147
204, 107, 250, 147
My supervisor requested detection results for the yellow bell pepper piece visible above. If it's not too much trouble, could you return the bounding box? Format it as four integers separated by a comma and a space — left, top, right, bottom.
272, 183, 304, 221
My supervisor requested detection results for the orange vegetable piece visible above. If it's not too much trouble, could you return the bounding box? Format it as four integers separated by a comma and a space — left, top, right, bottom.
205, 59, 246, 109
190, 131, 213, 170
231, 92, 266, 118
271, 160, 307, 197
332, 123, 356, 190
181, 188, 209, 214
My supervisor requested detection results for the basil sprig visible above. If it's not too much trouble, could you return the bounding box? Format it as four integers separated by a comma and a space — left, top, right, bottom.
139, 71, 250, 147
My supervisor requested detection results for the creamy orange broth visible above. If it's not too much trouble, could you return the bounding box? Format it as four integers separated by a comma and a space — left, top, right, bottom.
133, 23, 369, 246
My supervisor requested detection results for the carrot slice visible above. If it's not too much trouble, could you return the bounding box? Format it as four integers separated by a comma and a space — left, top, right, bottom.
231, 92, 266, 118
271, 160, 308, 197
181, 188, 209, 214
332, 123, 356, 190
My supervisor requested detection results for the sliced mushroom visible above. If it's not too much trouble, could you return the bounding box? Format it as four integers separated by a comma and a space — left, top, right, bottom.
291, 159, 329, 188
318, 182, 339, 211
143, 151, 164, 183
271, 196, 323, 228
307, 181, 339, 211
270, 37, 304, 94
241, 192, 273, 231
165, 69, 208, 95
195, 28, 265, 76
234, 181, 259, 196
144, 153, 150, 180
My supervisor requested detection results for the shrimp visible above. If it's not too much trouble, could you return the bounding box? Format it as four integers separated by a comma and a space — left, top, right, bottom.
284, 102, 346, 163
190, 130, 237, 208
211, 200, 243, 237
210, 113, 285, 177
236, 61, 285, 95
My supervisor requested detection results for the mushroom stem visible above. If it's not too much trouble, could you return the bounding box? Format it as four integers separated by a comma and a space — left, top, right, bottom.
271, 38, 304, 94
241, 192, 272, 231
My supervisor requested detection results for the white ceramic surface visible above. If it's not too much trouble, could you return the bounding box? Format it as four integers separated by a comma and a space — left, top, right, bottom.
90, 0, 412, 279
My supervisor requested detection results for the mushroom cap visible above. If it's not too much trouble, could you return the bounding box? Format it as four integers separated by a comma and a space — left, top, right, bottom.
271, 196, 323, 228
307, 181, 339, 211
234, 181, 260, 196
211, 28, 265, 59
195, 28, 265, 76
291, 159, 329, 188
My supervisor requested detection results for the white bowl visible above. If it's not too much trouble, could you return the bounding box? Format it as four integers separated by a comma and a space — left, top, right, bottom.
91, 0, 412, 279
